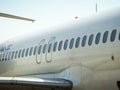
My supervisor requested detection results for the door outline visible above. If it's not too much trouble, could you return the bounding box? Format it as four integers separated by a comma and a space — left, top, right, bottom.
46, 37, 56, 63
36, 39, 45, 64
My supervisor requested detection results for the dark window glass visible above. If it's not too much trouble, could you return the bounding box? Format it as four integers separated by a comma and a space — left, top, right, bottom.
5, 53, 8, 61
48, 43, 52, 53
95, 32, 101, 44
33, 46, 37, 55
110, 29, 117, 42
38, 45, 42, 54
88, 34, 94, 46
75, 37, 80, 48
53, 42, 57, 52
8, 52, 11, 60
43, 44, 47, 54
0, 54, 2, 61
82, 35, 87, 47
29, 47, 33, 56
22, 49, 25, 57
64, 39, 68, 50
2, 53, 5, 61
58, 41, 63, 51
103, 31, 109, 43
18, 50, 21, 58
25, 48, 29, 56
0, 54, 2, 60
15, 51, 18, 59
69, 38, 74, 49
119, 32, 120, 40
11, 51, 15, 60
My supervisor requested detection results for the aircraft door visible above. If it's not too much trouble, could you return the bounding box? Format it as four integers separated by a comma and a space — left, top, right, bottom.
46, 37, 56, 63
36, 39, 45, 64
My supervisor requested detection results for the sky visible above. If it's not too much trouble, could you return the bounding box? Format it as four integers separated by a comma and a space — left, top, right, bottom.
0, 0, 120, 42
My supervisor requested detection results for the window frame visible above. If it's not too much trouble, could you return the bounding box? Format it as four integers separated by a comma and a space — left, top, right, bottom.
64, 39, 68, 50
43, 44, 47, 54
75, 37, 80, 48
69, 38, 74, 49
38, 45, 42, 54
81, 35, 87, 47
103, 31, 109, 43
58, 41, 63, 51
33, 46, 37, 55
88, 34, 94, 46
95, 32, 101, 44
110, 29, 117, 42
29, 47, 33, 56
53, 42, 57, 52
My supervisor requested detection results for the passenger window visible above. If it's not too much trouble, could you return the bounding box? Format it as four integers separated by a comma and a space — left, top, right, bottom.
43, 44, 47, 54
110, 29, 117, 42
69, 38, 74, 49
2, 53, 5, 61
33, 46, 37, 55
18, 49, 22, 58
119, 32, 120, 40
48, 43, 52, 53
38, 45, 42, 54
88, 34, 94, 46
25, 48, 29, 56
58, 41, 63, 51
0, 54, 2, 61
22, 49, 25, 57
103, 31, 109, 43
64, 39, 68, 50
5, 53, 8, 61
53, 42, 57, 52
8, 52, 11, 60
29, 47, 33, 56
82, 35, 87, 47
75, 37, 80, 48
11, 51, 15, 60
15, 51, 18, 59
95, 32, 101, 44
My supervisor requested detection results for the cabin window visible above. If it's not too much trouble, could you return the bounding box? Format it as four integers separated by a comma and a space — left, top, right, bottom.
53, 42, 57, 52
2, 53, 5, 61
82, 35, 87, 47
5, 53, 8, 61
15, 51, 18, 59
18, 49, 22, 58
69, 38, 74, 49
22, 49, 25, 57
103, 31, 109, 43
64, 39, 68, 50
88, 34, 94, 46
119, 32, 120, 40
33, 46, 37, 55
29, 47, 33, 56
110, 29, 117, 42
43, 44, 47, 54
48, 43, 52, 53
11, 51, 15, 60
8, 52, 11, 60
75, 37, 80, 48
58, 41, 63, 51
38, 45, 42, 54
0, 54, 2, 61
95, 32, 101, 44
25, 48, 29, 56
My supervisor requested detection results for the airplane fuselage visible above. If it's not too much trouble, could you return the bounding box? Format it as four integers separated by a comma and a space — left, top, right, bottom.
0, 10, 120, 90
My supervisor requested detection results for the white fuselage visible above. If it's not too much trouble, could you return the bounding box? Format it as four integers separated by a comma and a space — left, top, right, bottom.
0, 10, 120, 90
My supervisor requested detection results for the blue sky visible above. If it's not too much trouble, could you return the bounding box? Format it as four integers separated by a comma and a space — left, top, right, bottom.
0, 0, 120, 42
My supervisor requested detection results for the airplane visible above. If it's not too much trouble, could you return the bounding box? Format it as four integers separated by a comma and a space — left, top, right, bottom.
0, 8, 120, 90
